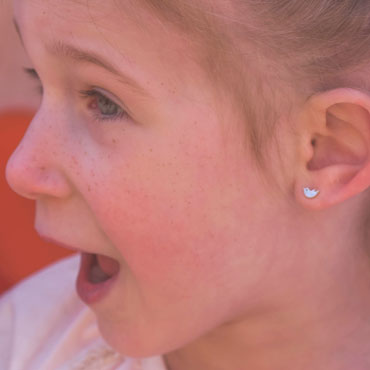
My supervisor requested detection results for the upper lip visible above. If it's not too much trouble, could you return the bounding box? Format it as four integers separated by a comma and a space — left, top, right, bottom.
37, 234, 119, 262
38, 234, 84, 254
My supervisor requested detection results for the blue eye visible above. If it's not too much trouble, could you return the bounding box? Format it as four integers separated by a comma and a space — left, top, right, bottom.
23, 67, 129, 122
79, 89, 129, 122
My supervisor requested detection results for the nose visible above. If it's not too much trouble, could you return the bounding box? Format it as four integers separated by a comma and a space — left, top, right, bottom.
5, 110, 72, 200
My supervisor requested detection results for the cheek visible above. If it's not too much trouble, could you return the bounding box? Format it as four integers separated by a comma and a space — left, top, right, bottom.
101, 169, 227, 292
74, 117, 265, 309
84, 146, 244, 297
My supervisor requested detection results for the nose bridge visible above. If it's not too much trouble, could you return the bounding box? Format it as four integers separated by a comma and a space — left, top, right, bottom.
6, 108, 72, 199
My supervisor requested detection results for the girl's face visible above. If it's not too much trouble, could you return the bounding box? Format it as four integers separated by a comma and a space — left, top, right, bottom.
8, 0, 291, 356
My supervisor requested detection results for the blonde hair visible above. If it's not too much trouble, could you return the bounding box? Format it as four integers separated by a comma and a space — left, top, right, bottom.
130, 0, 370, 169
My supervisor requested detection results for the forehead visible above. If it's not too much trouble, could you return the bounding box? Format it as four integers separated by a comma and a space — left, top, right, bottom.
13, 0, 206, 89
14, 0, 181, 51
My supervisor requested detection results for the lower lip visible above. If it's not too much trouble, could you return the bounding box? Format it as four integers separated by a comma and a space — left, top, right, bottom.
76, 253, 119, 305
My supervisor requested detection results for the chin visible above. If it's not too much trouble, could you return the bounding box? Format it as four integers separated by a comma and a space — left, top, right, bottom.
97, 318, 181, 358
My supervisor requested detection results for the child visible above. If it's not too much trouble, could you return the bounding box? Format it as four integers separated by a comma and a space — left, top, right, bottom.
2, 0, 370, 369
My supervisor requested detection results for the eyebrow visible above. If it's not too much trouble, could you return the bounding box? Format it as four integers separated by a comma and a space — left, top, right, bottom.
13, 18, 150, 98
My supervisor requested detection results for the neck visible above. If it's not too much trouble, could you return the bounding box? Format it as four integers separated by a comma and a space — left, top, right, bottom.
164, 213, 370, 370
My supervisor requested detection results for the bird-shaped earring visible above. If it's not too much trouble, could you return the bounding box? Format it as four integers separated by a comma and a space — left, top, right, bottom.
303, 187, 320, 199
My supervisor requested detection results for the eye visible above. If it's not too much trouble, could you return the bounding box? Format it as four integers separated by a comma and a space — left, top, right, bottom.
22, 67, 129, 122
79, 89, 129, 122
23, 67, 43, 94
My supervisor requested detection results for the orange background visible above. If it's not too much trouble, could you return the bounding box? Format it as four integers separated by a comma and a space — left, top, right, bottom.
0, 111, 74, 294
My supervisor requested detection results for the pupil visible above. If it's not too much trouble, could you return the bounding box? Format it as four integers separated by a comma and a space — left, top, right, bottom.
98, 96, 117, 115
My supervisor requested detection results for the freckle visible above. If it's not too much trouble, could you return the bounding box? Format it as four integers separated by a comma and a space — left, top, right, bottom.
112, 138, 117, 144
87, 185, 91, 192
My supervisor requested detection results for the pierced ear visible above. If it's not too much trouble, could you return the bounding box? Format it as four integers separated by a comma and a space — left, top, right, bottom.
295, 88, 370, 210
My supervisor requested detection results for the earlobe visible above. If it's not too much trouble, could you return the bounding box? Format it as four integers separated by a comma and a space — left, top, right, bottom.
295, 88, 370, 210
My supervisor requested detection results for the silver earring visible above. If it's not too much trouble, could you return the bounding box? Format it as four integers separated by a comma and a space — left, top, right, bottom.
303, 187, 320, 199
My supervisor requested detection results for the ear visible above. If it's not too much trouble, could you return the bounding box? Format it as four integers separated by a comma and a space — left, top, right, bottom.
294, 88, 370, 210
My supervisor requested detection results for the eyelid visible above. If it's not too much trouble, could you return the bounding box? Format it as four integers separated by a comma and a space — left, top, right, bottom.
88, 87, 121, 106
79, 88, 123, 114
23, 68, 122, 107
22, 67, 135, 119
89, 87, 134, 118
23, 67, 40, 81
79, 89, 129, 122
23, 67, 43, 95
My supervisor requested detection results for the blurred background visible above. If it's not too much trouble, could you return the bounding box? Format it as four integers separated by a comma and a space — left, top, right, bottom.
0, 0, 74, 294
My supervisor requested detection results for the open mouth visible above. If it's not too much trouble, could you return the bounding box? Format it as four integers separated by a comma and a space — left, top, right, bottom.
77, 252, 120, 304
89, 253, 120, 283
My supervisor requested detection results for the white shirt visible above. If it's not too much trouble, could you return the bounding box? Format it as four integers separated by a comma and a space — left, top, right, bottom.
0, 255, 167, 370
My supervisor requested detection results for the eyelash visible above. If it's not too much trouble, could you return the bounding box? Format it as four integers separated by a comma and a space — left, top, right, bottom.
79, 89, 129, 122
23, 67, 129, 123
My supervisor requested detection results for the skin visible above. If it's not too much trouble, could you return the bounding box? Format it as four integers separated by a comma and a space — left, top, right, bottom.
0, 0, 40, 111
7, 0, 370, 369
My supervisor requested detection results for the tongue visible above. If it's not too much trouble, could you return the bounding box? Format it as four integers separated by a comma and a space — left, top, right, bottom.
97, 255, 120, 277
